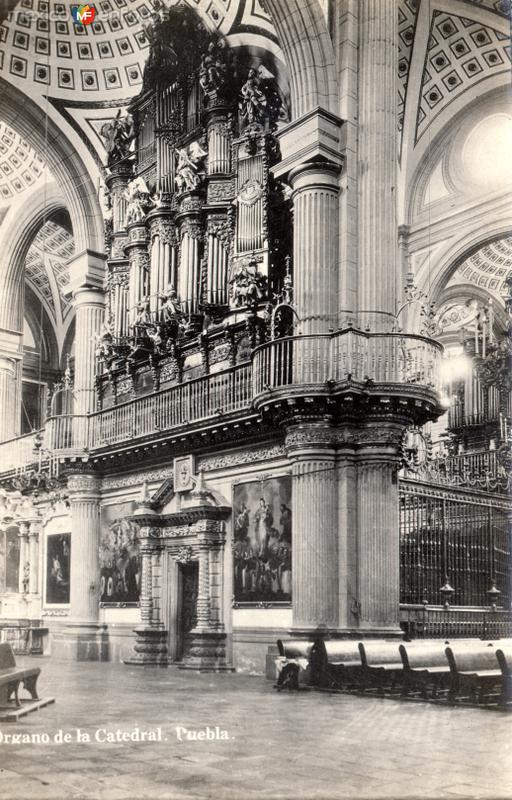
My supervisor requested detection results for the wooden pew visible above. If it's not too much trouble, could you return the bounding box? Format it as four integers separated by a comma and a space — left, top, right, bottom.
495, 648, 512, 710
399, 642, 452, 698
445, 644, 502, 704
0, 643, 41, 709
309, 640, 363, 690
358, 642, 404, 693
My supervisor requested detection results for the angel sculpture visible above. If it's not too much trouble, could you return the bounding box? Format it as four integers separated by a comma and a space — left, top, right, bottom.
100, 111, 134, 168
239, 68, 267, 124
124, 177, 152, 225
160, 285, 182, 322
175, 142, 207, 193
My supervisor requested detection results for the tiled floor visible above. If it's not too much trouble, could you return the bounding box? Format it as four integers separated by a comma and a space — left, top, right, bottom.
0, 656, 510, 800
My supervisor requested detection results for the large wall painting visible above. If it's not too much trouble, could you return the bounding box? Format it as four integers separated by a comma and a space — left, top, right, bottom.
45, 533, 71, 604
233, 475, 292, 605
99, 514, 140, 606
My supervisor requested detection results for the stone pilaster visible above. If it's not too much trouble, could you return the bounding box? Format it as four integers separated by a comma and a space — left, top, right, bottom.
285, 422, 339, 632
357, 0, 399, 332
125, 525, 168, 667
18, 522, 29, 594
73, 288, 105, 415
56, 472, 108, 660
0, 350, 21, 442
28, 523, 39, 595
288, 162, 340, 334
354, 424, 404, 634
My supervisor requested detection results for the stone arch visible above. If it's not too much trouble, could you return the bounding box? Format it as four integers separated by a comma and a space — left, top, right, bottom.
0, 78, 103, 255
263, 0, 337, 118
0, 183, 68, 332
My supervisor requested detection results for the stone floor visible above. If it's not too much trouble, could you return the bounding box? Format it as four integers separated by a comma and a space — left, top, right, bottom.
0, 656, 510, 800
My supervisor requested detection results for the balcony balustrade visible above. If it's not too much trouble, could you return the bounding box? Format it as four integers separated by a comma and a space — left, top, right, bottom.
0, 331, 444, 476
252, 329, 444, 403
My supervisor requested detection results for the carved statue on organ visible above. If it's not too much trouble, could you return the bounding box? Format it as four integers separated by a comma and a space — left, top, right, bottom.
175, 143, 207, 193
100, 111, 134, 167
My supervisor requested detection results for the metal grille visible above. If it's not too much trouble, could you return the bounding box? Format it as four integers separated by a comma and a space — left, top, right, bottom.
400, 480, 511, 608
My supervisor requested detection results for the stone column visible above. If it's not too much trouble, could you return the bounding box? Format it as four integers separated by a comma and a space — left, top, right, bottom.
0, 354, 20, 442
125, 526, 168, 667
288, 163, 340, 334
18, 522, 29, 594
355, 424, 403, 633
57, 472, 107, 660
28, 522, 39, 595
357, 0, 399, 333
195, 539, 210, 630
73, 288, 104, 415
285, 423, 339, 632
125, 222, 149, 329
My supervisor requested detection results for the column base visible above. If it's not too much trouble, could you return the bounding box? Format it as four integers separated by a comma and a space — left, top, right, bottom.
51, 623, 109, 661
179, 630, 234, 672
124, 626, 168, 667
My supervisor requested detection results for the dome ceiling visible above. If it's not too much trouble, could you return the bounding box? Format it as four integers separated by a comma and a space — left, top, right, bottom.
0, 0, 277, 100
448, 235, 512, 300
0, 121, 45, 202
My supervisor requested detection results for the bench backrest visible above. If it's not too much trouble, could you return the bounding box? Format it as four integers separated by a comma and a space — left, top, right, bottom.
496, 649, 512, 677
358, 642, 402, 667
277, 639, 313, 659
0, 643, 16, 669
400, 643, 450, 670
445, 645, 499, 673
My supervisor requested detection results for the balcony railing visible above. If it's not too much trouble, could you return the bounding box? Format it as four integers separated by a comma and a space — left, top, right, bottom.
403, 447, 509, 491
252, 330, 443, 399
0, 333, 444, 476
0, 363, 253, 475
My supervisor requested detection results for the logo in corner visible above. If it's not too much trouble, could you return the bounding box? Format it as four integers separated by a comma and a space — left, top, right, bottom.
71, 4, 97, 25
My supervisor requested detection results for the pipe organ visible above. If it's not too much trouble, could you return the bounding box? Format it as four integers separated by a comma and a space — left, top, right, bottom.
99, 7, 291, 405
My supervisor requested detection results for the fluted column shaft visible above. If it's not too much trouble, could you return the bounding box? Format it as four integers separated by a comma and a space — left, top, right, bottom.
286, 424, 338, 630
0, 355, 19, 441
357, 0, 399, 332
196, 540, 211, 629
289, 163, 340, 334
356, 444, 401, 630
139, 544, 154, 627
28, 523, 39, 594
73, 289, 104, 414
18, 522, 29, 594
67, 473, 101, 624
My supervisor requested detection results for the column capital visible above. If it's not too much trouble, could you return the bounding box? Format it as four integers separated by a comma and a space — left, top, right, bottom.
288, 160, 342, 195
67, 472, 101, 500
0, 328, 23, 361
285, 422, 338, 458
272, 107, 344, 179
72, 286, 105, 308
66, 249, 106, 295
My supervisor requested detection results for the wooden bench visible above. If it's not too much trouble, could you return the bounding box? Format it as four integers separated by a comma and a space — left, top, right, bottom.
309, 640, 363, 689
445, 645, 502, 705
275, 640, 314, 690
495, 648, 512, 709
358, 642, 404, 693
399, 642, 452, 698
0, 643, 41, 708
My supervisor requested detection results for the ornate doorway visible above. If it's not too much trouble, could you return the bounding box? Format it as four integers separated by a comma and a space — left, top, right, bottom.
177, 561, 198, 660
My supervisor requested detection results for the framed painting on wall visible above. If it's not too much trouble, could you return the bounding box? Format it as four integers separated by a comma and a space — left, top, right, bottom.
45, 533, 71, 605
233, 475, 292, 606
99, 516, 140, 606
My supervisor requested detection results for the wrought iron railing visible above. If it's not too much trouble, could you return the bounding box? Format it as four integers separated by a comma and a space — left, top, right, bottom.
400, 479, 511, 608
252, 330, 443, 398
400, 605, 512, 640
402, 447, 509, 492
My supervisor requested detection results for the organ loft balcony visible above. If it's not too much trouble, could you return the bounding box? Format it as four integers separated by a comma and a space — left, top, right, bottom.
0, 326, 446, 479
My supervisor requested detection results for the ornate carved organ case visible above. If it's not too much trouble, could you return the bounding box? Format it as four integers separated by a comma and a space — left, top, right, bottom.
98, 6, 292, 408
